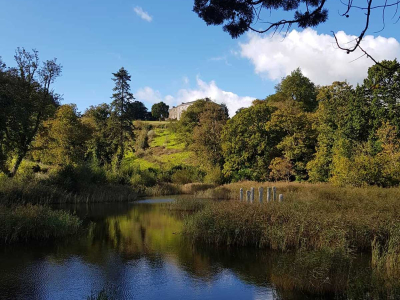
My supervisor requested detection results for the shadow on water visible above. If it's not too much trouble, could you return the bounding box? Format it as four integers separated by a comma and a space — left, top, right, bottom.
0, 197, 398, 299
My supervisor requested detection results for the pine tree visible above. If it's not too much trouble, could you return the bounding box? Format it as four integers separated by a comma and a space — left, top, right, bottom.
111, 67, 135, 167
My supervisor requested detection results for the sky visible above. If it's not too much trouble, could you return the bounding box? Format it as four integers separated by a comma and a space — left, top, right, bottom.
1, 0, 399, 116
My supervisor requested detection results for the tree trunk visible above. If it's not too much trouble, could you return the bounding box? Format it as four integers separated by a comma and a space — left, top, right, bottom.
10, 152, 25, 177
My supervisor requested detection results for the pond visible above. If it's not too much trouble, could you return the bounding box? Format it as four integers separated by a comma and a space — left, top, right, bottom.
0, 197, 380, 299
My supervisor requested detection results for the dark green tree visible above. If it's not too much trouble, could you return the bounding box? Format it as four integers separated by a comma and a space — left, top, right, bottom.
83, 104, 116, 166
360, 60, 400, 137
127, 100, 149, 120
221, 102, 277, 181
179, 99, 228, 145
267, 68, 318, 112
0, 48, 62, 176
111, 67, 135, 167
32, 104, 91, 165
151, 102, 169, 120
192, 102, 229, 168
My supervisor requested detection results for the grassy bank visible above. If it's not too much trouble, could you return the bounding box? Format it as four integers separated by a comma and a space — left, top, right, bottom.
0, 204, 81, 244
172, 182, 400, 277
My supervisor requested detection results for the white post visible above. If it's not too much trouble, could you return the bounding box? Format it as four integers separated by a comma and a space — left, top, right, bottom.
273, 186, 277, 201
240, 188, 244, 201
259, 187, 263, 203
246, 190, 251, 202
267, 187, 271, 202
250, 187, 255, 203
279, 194, 284, 202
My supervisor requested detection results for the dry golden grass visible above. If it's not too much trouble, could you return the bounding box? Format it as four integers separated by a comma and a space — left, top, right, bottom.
175, 181, 400, 279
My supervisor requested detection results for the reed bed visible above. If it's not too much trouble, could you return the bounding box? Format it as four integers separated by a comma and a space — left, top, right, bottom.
0, 180, 137, 205
177, 181, 400, 278
0, 204, 81, 243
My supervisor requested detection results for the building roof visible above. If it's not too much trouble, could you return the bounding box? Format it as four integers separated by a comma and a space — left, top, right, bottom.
171, 98, 211, 109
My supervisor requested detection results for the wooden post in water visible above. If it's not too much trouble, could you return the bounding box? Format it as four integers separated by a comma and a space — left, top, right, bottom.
240, 188, 244, 201
279, 194, 283, 202
250, 187, 255, 203
267, 187, 271, 202
273, 186, 277, 201
259, 187, 263, 203
246, 190, 251, 202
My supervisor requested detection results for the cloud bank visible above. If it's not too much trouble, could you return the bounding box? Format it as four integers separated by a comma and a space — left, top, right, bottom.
239, 29, 400, 85
135, 77, 255, 117
133, 6, 152, 22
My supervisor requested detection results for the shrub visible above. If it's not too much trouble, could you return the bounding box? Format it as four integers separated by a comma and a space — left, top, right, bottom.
135, 128, 149, 151
204, 166, 224, 184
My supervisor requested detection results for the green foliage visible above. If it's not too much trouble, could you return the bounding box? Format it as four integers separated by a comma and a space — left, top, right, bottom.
110, 67, 135, 167
83, 103, 116, 166
0, 48, 62, 176
151, 101, 169, 120
150, 128, 184, 149
203, 165, 224, 184
127, 100, 149, 120
33, 104, 91, 165
171, 166, 204, 184
135, 127, 149, 151
266, 99, 316, 180
178, 99, 225, 145
222, 102, 277, 181
191, 102, 228, 167
273, 68, 318, 112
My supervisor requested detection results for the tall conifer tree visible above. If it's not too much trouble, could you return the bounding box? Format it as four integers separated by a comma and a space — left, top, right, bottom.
111, 67, 135, 167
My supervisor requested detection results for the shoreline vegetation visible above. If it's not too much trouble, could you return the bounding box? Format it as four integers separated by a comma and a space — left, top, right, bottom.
166, 182, 400, 295
0, 204, 81, 244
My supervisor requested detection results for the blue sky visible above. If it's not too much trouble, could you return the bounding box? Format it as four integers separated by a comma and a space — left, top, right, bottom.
1, 0, 399, 115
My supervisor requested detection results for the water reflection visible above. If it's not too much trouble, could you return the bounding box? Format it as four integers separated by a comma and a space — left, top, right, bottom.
0, 198, 396, 300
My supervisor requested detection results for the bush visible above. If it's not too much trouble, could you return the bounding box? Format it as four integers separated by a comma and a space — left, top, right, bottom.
170, 166, 204, 184
204, 166, 224, 184
135, 128, 149, 151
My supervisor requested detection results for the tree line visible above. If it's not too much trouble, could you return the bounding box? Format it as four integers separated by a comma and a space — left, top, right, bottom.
0, 48, 169, 176
178, 60, 400, 187
1, 48, 400, 187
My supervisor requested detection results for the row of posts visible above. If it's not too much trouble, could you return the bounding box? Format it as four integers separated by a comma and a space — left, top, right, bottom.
239, 187, 283, 203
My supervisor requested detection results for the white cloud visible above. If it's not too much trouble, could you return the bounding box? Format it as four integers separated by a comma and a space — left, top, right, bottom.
135, 87, 162, 103
175, 77, 254, 116
239, 28, 400, 85
182, 76, 189, 84
133, 6, 152, 22
135, 77, 256, 117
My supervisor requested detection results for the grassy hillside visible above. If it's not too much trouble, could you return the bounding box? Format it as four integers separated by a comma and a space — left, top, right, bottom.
122, 121, 198, 171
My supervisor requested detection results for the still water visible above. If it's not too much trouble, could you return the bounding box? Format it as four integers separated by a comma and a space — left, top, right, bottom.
0, 197, 373, 300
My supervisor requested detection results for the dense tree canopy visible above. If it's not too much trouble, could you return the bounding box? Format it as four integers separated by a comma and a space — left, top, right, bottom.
127, 101, 149, 121
151, 102, 169, 120
33, 105, 91, 165
0, 48, 61, 176
1, 47, 400, 188
83, 103, 117, 166
222, 102, 277, 181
